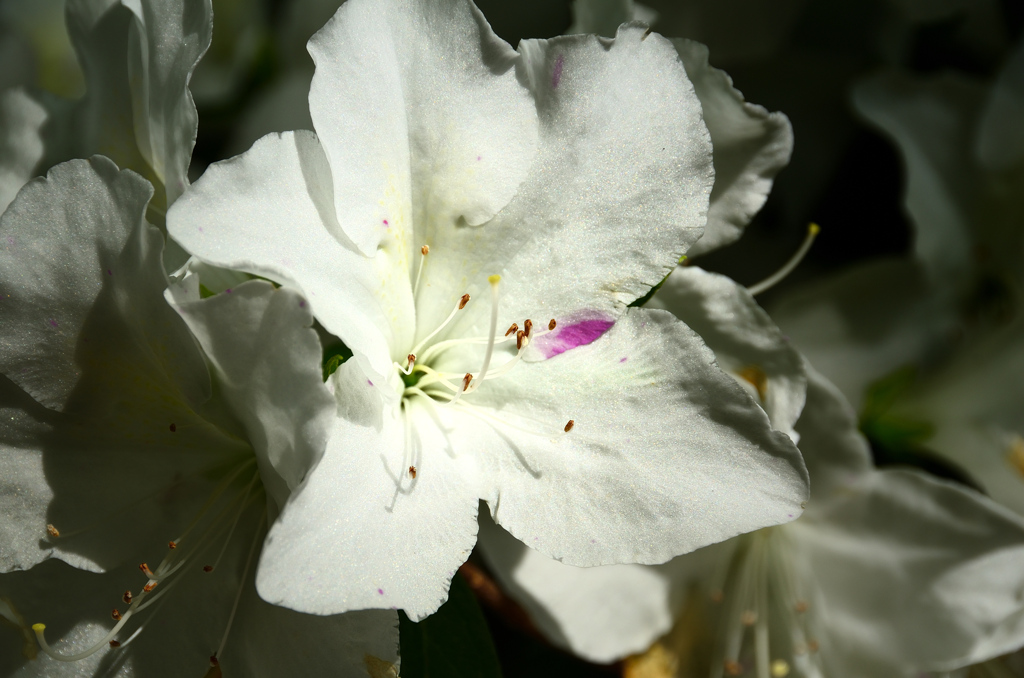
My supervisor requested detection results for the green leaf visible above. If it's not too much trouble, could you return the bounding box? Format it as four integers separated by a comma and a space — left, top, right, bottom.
859, 365, 918, 427
399, 573, 503, 678
198, 283, 216, 299
322, 341, 353, 382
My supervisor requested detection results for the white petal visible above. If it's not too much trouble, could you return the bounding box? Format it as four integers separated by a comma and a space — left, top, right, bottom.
119, 0, 213, 204
256, 394, 480, 620
976, 41, 1024, 171
650, 266, 805, 441
0, 398, 54, 572
0, 88, 48, 216
852, 73, 984, 282
674, 39, 793, 257
307, 0, 538, 254
459, 308, 808, 566
794, 469, 1024, 674
167, 130, 400, 376
477, 511, 677, 663
172, 282, 336, 513
770, 258, 958, 409
422, 24, 713, 347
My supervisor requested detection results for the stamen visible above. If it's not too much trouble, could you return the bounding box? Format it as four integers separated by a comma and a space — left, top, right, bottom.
505, 323, 518, 337
139, 563, 154, 578
408, 466, 417, 479
748, 223, 819, 296
45, 524, 59, 538
524, 319, 533, 338
168, 541, 177, 549
564, 420, 575, 432
111, 609, 121, 621
212, 512, 266, 664
409, 294, 471, 357
461, 373, 473, 391
203, 565, 214, 573
548, 319, 556, 330
143, 582, 157, 593
516, 330, 525, 350
109, 640, 120, 648
413, 245, 429, 297
464, 275, 502, 394
122, 591, 132, 605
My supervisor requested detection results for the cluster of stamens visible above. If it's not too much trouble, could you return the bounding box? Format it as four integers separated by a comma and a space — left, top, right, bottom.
31, 459, 265, 668
704, 530, 823, 678
393, 262, 575, 484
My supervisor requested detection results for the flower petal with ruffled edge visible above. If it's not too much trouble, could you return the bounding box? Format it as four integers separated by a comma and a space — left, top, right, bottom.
170, 0, 809, 621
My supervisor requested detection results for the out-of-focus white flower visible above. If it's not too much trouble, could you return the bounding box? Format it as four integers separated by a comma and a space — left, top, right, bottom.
480, 364, 1024, 676
0, 157, 398, 676
168, 0, 809, 621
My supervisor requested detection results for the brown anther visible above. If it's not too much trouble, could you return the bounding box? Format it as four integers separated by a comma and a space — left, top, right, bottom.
740, 610, 757, 626
709, 590, 725, 603
407, 354, 416, 366
516, 330, 525, 350
209, 655, 220, 666
564, 420, 575, 433
807, 640, 819, 653
724, 659, 743, 676
794, 600, 809, 613
421, 245, 429, 256
203, 565, 214, 573
524, 319, 533, 337
45, 524, 59, 538
462, 373, 473, 391
169, 422, 177, 433
143, 582, 157, 593
408, 466, 417, 479
109, 640, 121, 648
139, 563, 154, 577
122, 590, 133, 604
548, 318, 556, 331
111, 608, 122, 621
504, 322, 518, 337
458, 294, 470, 310
168, 540, 177, 550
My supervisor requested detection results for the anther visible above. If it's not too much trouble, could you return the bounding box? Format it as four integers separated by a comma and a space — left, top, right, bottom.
794, 600, 808, 613
459, 294, 470, 310
724, 659, 743, 676
524, 319, 533, 338
168, 541, 177, 550
505, 322, 518, 337
109, 640, 121, 648
421, 245, 429, 256
46, 524, 59, 538
408, 466, 417, 479
740, 610, 757, 626
807, 640, 819, 653
111, 609, 122, 621
462, 373, 473, 391
407, 354, 416, 367
203, 565, 214, 573
548, 319, 556, 330
710, 590, 725, 603
122, 591, 133, 605
209, 655, 219, 666
139, 563, 154, 578
748, 222, 820, 296
169, 423, 177, 433
516, 330, 525, 350
143, 582, 157, 593
564, 420, 575, 432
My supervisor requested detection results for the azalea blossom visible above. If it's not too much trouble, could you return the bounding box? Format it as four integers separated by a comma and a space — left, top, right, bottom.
0, 157, 398, 676
479, 358, 1024, 676
168, 0, 809, 620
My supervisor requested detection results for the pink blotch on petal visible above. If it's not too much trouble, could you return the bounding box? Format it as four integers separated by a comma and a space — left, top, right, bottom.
382, 219, 389, 226
48, 319, 58, 328
619, 357, 627, 363
367, 379, 374, 387
299, 299, 306, 308
107, 269, 113, 276
377, 588, 384, 595
531, 311, 615, 359
225, 288, 232, 294
552, 54, 564, 89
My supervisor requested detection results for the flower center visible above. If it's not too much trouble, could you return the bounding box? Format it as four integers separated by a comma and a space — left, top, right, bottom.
30, 457, 265, 668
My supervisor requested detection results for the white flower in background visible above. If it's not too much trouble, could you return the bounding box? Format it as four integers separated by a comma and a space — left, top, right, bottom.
168, 0, 809, 621
0, 157, 398, 676
0, 0, 211, 219
771, 41, 1024, 515
480, 359, 1024, 676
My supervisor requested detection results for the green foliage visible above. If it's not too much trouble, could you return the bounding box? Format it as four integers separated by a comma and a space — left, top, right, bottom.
399, 573, 503, 678
322, 341, 353, 382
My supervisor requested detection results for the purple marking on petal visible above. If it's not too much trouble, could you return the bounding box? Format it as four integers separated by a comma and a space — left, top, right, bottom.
106, 269, 113, 276
532, 311, 615, 359
225, 288, 232, 294
383, 219, 389, 226
6, 237, 14, 245
590, 539, 596, 544
619, 357, 627, 363
48, 319, 58, 328
367, 379, 374, 387
788, 514, 793, 518
198, 226, 204, 233
299, 299, 307, 308
476, 155, 482, 161
552, 54, 564, 89
377, 588, 384, 595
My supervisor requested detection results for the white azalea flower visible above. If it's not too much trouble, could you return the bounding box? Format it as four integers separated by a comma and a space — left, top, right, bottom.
0, 0, 211, 217
0, 157, 398, 676
168, 0, 809, 620
479, 364, 1024, 676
